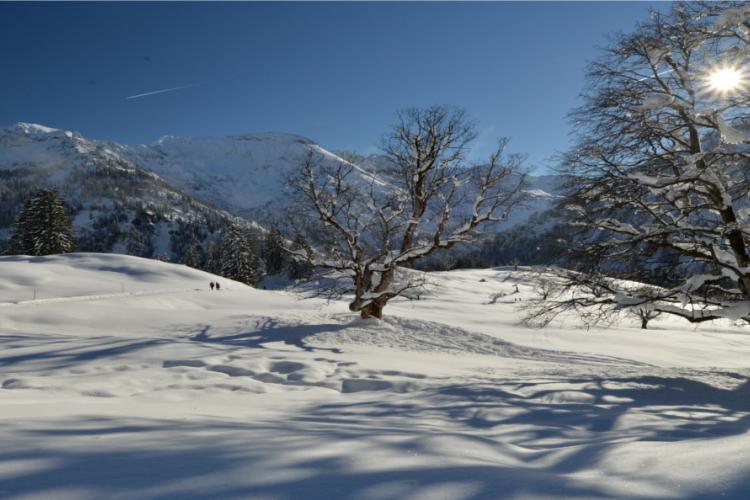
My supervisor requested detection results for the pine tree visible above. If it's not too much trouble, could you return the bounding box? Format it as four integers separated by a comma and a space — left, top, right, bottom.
218, 226, 265, 286
7, 188, 76, 256
262, 226, 289, 275
153, 252, 170, 262
5, 231, 24, 256
287, 233, 314, 280
182, 244, 205, 269
205, 241, 222, 275
126, 208, 155, 257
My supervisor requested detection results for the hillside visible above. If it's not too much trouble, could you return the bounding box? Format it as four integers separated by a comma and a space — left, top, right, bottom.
0, 124, 393, 263
2, 253, 750, 498
119, 132, 378, 219
0, 123, 250, 259
0, 123, 562, 263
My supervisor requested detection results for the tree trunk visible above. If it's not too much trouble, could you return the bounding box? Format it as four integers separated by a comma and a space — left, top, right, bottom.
360, 302, 383, 319
641, 317, 649, 330
358, 268, 394, 320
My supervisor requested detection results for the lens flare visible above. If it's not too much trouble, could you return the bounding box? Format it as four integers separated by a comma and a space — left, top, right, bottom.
707, 66, 743, 93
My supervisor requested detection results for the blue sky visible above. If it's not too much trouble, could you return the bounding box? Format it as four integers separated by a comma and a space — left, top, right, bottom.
0, 1, 663, 172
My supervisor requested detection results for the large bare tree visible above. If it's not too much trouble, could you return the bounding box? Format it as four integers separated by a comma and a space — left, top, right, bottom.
525, 2, 750, 327
290, 105, 526, 319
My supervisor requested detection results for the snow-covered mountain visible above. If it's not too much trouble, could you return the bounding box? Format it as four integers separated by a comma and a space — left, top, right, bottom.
0, 122, 562, 260
0, 123, 252, 259
0, 122, 376, 217
117, 132, 371, 218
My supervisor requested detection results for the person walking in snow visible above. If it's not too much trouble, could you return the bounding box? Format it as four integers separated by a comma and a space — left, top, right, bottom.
215, 282, 221, 291
210, 281, 215, 291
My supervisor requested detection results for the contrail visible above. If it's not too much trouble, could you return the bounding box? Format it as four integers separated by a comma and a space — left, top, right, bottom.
125, 84, 196, 100
636, 68, 674, 82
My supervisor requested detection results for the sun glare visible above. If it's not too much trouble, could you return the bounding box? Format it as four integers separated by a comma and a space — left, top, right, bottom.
707, 66, 743, 93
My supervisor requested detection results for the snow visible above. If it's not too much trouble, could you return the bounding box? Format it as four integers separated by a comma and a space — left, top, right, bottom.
6, 123, 63, 136
522, 188, 557, 199
714, 4, 750, 30
716, 114, 750, 145
0, 123, 559, 233
121, 132, 371, 217
2, 254, 750, 498
645, 45, 669, 66
636, 92, 675, 112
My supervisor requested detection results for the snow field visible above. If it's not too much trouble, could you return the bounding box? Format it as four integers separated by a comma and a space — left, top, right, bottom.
2, 254, 750, 499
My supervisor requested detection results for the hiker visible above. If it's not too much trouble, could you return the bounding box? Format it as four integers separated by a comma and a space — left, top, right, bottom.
215, 282, 221, 291
210, 281, 215, 291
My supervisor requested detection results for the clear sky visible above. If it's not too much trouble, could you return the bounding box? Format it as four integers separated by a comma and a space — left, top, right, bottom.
0, 1, 664, 172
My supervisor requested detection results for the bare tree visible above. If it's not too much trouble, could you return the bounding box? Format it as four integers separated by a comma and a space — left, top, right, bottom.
631, 307, 662, 330
529, 3, 750, 326
290, 105, 526, 319
522, 268, 666, 329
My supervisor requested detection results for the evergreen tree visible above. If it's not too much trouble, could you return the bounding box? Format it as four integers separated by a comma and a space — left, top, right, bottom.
182, 244, 205, 269
126, 208, 155, 257
153, 252, 170, 262
7, 188, 76, 256
287, 233, 314, 280
262, 226, 288, 275
205, 241, 222, 275
5, 231, 24, 255
218, 225, 265, 286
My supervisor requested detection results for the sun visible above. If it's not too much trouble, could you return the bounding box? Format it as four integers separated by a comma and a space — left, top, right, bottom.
707, 65, 743, 93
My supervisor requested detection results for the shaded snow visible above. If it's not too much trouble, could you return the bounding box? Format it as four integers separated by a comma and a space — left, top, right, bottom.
3, 254, 750, 498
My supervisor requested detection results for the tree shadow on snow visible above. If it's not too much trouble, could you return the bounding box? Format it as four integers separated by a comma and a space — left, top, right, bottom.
4, 373, 750, 499
189, 320, 345, 354
0, 335, 169, 371
287, 374, 750, 498
0, 416, 629, 500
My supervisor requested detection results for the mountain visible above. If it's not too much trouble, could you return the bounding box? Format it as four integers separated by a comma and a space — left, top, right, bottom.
119, 132, 562, 226
0, 123, 392, 265
116, 132, 375, 219
0, 122, 563, 264
0, 123, 250, 259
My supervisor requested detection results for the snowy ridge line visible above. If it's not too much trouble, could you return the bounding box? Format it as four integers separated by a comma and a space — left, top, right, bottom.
0, 287, 203, 307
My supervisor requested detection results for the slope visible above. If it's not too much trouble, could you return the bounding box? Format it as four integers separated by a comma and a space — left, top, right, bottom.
0, 123, 249, 259
2, 253, 750, 498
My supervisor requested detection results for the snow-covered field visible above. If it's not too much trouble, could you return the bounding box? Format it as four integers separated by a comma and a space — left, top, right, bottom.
2, 254, 750, 499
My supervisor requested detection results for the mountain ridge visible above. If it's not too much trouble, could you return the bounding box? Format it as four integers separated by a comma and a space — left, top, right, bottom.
0, 122, 562, 263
